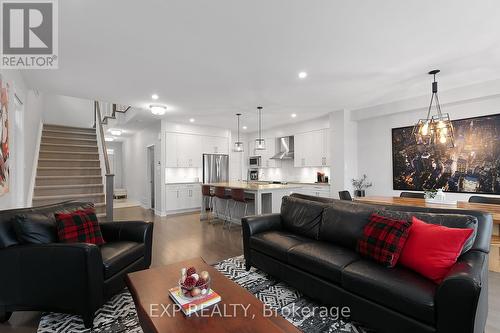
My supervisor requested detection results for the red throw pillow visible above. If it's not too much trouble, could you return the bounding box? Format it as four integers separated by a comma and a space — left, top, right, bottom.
399, 216, 474, 283
357, 213, 412, 268
55, 208, 105, 245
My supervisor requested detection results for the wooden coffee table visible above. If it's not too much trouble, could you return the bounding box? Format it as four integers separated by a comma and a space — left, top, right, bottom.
125, 257, 300, 333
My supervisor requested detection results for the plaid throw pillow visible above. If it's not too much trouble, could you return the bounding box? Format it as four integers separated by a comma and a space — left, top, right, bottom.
357, 213, 412, 268
55, 208, 105, 245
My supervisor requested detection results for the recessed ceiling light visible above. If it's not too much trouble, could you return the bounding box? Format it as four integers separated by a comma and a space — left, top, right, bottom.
105, 137, 115, 142
298, 71, 308, 79
242, 126, 247, 130
291, 113, 297, 118
151, 94, 159, 100
150, 104, 167, 115
189, 118, 195, 123
109, 129, 122, 136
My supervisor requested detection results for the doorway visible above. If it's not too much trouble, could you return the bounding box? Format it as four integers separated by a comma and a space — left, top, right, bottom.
147, 145, 155, 210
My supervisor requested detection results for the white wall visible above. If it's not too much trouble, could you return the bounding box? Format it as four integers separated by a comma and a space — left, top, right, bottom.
0, 70, 44, 209
357, 94, 500, 201
122, 123, 162, 211
106, 141, 124, 188
42, 94, 94, 128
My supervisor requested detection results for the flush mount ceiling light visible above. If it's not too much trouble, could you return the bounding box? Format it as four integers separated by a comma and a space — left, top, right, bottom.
412, 70, 455, 156
291, 113, 297, 118
189, 118, 195, 123
150, 104, 167, 115
105, 136, 115, 142
151, 94, 159, 100
255, 106, 266, 150
109, 129, 122, 136
298, 71, 308, 79
233, 113, 244, 152
242, 126, 247, 130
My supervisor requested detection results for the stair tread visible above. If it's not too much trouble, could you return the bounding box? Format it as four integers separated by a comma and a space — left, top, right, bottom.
39, 159, 101, 162
42, 136, 97, 142
35, 184, 103, 189
43, 124, 95, 131
43, 129, 96, 136
38, 167, 101, 170
40, 151, 99, 154
40, 143, 98, 148
36, 175, 103, 179
33, 193, 105, 200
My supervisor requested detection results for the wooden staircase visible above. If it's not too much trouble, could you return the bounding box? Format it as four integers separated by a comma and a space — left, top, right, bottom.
33, 124, 106, 215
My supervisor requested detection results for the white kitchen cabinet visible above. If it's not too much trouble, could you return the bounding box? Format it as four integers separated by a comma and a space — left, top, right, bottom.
167, 133, 226, 168
294, 129, 329, 167
202, 136, 228, 154
177, 133, 202, 167
165, 133, 178, 167
248, 137, 280, 168
166, 184, 201, 212
292, 185, 331, 198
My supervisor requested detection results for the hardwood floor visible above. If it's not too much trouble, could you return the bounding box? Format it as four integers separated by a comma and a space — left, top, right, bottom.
2, 206, 500, 333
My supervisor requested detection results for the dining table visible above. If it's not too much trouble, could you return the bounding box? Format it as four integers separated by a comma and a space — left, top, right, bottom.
355, 196, 500, 272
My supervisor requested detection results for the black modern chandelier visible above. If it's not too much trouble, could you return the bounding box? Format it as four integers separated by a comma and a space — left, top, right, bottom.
412, 70, 455, 150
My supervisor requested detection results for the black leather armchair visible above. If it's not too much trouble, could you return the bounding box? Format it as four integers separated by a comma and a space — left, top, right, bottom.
0, 202, 154, 328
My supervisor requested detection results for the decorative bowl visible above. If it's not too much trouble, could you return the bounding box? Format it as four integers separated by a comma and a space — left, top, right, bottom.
179, 277, 211, 300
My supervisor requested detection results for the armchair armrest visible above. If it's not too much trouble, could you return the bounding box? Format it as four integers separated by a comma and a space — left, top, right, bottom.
100, 221, 154, 268
241, 214, 282, 270
100, 221, 153, 243
436, 250, 488, 333
0, 243, 103, 317
242, 213, 282, 237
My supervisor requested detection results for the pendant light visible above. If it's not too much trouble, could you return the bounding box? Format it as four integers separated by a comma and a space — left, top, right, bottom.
255, 106, 266, 150
412, 70, 454, 150
233, 113, 244, 152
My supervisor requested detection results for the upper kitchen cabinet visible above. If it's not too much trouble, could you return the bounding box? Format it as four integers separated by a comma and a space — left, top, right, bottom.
202, 136, 229, 154
294, 129, 330, 167
165, 132, 203, 168
248, 137, 280, 168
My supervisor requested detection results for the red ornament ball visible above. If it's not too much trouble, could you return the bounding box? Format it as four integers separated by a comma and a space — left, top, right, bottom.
186, 266, 196, 276
195, 277, 206, 287
183, 276, 196, 288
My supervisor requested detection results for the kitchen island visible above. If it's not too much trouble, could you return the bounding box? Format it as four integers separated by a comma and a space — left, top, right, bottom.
200, 181, 303, 221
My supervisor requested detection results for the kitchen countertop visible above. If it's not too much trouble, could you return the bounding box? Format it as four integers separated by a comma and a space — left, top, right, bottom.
204, 181, 303, 191
166, 181, 201, 185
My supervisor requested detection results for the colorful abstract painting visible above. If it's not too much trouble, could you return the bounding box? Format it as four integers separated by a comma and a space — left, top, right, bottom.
0, 76, 9, 195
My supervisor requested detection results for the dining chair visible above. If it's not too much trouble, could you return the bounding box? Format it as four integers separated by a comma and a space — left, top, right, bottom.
400, 192, 425, 199
338, 191, 353, 201
468, 196, 500, 205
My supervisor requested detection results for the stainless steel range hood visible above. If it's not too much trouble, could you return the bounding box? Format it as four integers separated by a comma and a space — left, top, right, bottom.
271, 136, 294, 160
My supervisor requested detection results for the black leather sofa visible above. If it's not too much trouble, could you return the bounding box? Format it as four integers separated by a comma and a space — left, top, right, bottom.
242, 194, 492, 333
0, 201, 154, 328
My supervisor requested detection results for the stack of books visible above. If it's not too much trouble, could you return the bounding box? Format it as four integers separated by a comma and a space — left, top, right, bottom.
168, 286, 221, 316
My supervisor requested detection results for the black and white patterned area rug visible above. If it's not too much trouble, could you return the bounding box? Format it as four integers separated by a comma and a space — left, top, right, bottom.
37, 256, 371, 333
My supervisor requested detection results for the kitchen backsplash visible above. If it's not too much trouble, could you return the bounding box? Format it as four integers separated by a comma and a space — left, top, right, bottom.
257, 161, 330, 183
165, 167, 202, 183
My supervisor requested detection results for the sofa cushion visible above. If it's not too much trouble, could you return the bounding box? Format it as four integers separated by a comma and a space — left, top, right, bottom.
342, 259, 437, 325
357, 213, 412, 268
281, 196, 325, 239
250, 230, 313, 262
100, 241, 145, 279
400, 216, 474, 283
55, 208, 105, 245
288, 242, 360, 283
320, 201, 379, 250
12, 213, 58, 244
374, 210, 477, 255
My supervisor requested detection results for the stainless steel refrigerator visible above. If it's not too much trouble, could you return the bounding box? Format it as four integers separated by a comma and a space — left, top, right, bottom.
202, 154, 229, 183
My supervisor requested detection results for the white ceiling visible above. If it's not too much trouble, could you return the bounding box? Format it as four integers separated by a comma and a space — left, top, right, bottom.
22, 0, 500, 132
